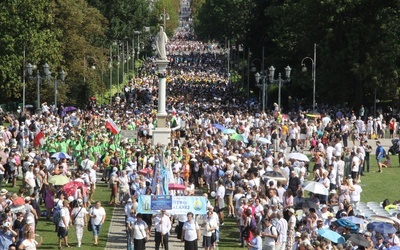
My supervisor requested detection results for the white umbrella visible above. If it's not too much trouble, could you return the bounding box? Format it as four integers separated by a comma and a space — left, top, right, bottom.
369, 215, 396, 224
287, 152, 310, 162
227, 155, 238, 161
257, 137, 271, 144
304, 181, 329, 196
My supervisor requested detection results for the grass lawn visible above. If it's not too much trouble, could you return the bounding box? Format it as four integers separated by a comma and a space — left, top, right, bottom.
217, 155, 400, 250
3, 155, 398, 250
4, 178, 114, 249
34, 181, 114, 249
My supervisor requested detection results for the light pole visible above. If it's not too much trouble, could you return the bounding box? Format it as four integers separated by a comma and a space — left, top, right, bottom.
253, 48, 267, 112
54, 69, 66, 108
26, 62, 51, 113
22, 47, 26, 112
134, 30, 141, 65
301, 43, 317, 113
255, 72, 268, 112
268, 65, 292, 112
109, 45, 113, 105
160, 9, 170, 31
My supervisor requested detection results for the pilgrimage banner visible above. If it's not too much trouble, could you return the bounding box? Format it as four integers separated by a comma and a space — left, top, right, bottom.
151, 195, 173, 210
138, 195, 207, 215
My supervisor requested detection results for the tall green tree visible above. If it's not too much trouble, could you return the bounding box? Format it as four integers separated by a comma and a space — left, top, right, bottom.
194, 0, 254, 44
0, 0, 61, 104
87, 0, 151, 41
50, 0, 108, 105
194, 0, 400, 107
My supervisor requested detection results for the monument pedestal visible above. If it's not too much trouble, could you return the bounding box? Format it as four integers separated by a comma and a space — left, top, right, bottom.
152, 59, 170, 147
152, 128, 171, 146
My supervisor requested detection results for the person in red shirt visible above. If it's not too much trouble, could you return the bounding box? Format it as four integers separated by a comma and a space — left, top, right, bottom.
389, 118, 396, 139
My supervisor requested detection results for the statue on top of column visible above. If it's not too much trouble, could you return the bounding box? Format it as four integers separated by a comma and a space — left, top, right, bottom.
155, 26, 168, 60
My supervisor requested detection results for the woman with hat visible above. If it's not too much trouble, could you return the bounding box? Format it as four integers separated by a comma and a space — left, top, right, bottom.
18, 227, 43, 250
0, 158, 5, 190
71, 199, 88, 247
109, 167, 119, 205
0, 188, 8, 197
287, 208, 297, 248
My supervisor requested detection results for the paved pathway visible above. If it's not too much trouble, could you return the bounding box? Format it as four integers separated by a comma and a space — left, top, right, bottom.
104, 204, 187, 250
104, 138, 395, 248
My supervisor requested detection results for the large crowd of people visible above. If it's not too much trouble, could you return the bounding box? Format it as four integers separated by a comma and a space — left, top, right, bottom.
0, 0, 400, 250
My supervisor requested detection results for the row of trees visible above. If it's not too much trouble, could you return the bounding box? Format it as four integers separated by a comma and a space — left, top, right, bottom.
194, 0, 400, 110
0, 0, 179, 107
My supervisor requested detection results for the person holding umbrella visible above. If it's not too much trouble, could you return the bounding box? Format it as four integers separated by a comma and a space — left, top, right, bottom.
386, 232, 400, 248
363, 232, 374, 249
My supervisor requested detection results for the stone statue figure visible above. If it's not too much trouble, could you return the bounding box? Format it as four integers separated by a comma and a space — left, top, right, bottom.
155, 26, 168, 60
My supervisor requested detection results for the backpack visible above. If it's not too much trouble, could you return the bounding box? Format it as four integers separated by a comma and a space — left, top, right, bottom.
249, 217, 257, 230
52, 200, 62, 224
52, 207, 61, 224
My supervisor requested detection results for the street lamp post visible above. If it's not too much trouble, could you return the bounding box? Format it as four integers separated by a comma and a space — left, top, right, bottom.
54, 69, 66, 108
26, 63, 51, 113
301, 43, 317, 113
22, 47, 26, 112
134, 30, 141, 67
253, 48, 267, 112
268, 65, 292, 112
109, 45, 113, 105
160, 9, 170, 31
255, 72, 268, 112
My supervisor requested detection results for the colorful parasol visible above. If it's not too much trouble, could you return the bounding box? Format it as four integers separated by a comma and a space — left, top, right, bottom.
168, 183, 186, 190
48, 175, 70, 186
61, 181, 87, 197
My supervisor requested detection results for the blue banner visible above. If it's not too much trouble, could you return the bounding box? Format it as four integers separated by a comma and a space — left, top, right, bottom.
138, 195, 207, 215
151, 195, 173, 210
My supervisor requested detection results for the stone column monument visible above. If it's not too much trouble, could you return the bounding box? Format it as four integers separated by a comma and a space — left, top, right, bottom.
152, 26, 171, 146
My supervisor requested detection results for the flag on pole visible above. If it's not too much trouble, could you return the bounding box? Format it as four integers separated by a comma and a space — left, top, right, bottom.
105, 117, 120, 135
34, 131, 45, 147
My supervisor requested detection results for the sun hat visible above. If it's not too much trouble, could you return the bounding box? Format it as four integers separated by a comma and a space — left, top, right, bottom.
0, 188, 8, 196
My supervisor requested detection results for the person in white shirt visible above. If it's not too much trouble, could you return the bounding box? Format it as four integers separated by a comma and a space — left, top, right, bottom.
276, 212, 288, 250
349, 179, 362, 208
181, 212, 200, 250
328, 163, 337, 191
356, 147, 365, 178
351, 151, 360, 180
387, 232, 400, 247
262, 218, 278, 250
58, 200, 72, 249
132, 213, 149, 249
71, 199, 88, 247
154, 209, 172, 250
80, 155, 94, 170
334, 138, 342, 158
24, 164, 36, 195
89, 201, 106, 246
202, 210, 218, 250
215, 179, 226, 225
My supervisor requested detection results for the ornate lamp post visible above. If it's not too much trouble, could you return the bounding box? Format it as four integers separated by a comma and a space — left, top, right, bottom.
54, 69, 66, 108
160, 9, 170, 31
26, 62, 51, 113
301, 43, 317, 113
269, 65, 292, 111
